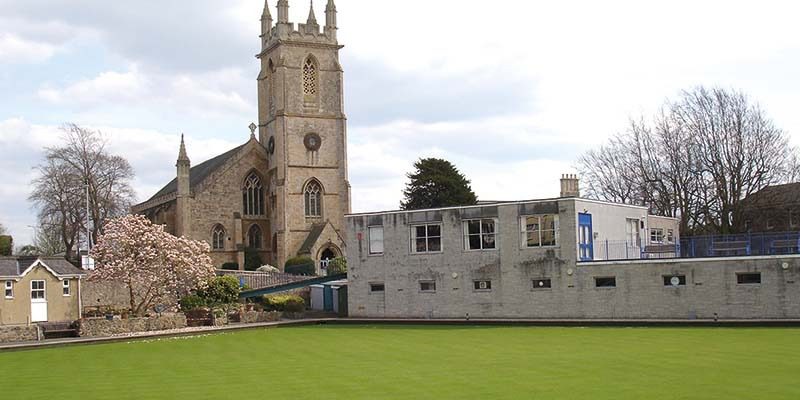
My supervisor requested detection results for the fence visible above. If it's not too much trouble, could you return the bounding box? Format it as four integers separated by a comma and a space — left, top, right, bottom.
591, 231, 800, 261
216, 270, 309, 290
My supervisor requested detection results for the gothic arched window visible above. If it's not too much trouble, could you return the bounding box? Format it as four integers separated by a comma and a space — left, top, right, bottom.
302, 57, 318, 97
248, 224, 263, 249
212, 225, 226, 250
243, 173, 265, 216
304, 179, 322, 217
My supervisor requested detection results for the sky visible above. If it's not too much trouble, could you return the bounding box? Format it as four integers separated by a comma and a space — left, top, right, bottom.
1, 0, 799, 245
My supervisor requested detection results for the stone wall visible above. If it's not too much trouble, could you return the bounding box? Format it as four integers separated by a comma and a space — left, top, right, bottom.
240, 311, 281, 324
81, 280, 131, 312
0, 325, 38, 343
78, 313, 187, 337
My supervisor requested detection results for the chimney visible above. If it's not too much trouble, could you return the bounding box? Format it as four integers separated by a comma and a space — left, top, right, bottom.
560, 174, 580, 198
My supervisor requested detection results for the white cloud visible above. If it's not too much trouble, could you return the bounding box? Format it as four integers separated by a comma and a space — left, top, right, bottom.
0, 33, 58, 63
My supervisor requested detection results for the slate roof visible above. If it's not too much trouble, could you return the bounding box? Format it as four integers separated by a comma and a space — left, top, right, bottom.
742, 183, 800, 209
0, 257, 86, 277
147, 143, 247, 202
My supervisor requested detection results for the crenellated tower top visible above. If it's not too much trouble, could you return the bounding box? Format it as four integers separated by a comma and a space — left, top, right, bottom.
258, 0, 338, 53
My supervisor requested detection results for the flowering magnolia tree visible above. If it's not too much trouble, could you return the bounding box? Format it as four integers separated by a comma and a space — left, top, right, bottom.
91, 214, 215, 316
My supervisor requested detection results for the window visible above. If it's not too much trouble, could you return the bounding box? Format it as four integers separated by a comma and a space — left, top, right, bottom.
369, 283, 385, 293
419, 281, 436, 292
62, 280, 71, 296
304, 180, 322, 217
464, 219, 496, 250
368, 226, 384, 255
412, 224, 442, 253
626, 218, 640, 245
667, 229, 675, 243
650, 228, 664, 243
521, 215, 558, 247
302, 57, 318, 96
31, 280, 45, 299
474, 280, 492, 291
212, 225, 226, 250
4, 281, 12, 299
248, 224, 263, 249
663, 275, 686, 286
243, 173, 265, 216
532, 279, 552, 289
737, 273, 761, 285
790, 211, 798, 228
595, 277, 616, 288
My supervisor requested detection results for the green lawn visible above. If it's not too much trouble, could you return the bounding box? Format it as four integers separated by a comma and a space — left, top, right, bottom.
2, 325, 799, 399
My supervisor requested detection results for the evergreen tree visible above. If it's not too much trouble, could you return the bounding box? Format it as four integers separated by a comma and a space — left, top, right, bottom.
400, 158, 478, 210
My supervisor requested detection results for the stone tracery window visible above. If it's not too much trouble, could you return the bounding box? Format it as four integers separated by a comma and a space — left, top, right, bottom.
243, 173, 265, 216
212, 225, 226, 250
248, 224, 263, 249
304, 180, 322, 217
302, 57, 318, 97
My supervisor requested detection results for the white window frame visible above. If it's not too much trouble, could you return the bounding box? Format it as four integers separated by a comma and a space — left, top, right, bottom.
626, 218, 641, 245
62, 280, 71, 296
520, 215, 559, 248
463, 218, 498, 251
4, 281, 12, 299
368, 226, 384, 255
411, 223, 443, 254
650, 228, 665, 244
31, 280, 45, 299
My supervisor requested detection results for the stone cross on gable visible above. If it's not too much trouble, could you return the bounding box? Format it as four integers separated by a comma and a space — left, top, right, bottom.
249, 122, 257, 138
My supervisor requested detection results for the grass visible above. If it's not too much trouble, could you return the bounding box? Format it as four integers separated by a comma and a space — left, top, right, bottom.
1, 325, 799, 399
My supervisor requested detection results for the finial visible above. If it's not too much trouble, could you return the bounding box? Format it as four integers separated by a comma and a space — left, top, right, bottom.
249, 122, 257, 139
178, 133, 190, 162
307, 0, 318, 25
262, 0, 272, 18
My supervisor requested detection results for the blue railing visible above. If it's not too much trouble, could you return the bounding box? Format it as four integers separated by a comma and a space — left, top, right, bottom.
591, 231, 800, 261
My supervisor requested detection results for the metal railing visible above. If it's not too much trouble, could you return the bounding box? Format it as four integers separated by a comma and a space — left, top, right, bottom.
591, 231, 800, 261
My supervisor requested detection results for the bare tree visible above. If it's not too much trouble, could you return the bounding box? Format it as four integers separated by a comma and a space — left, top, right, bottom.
29, 124, 136, 261
578, 87, 792, 235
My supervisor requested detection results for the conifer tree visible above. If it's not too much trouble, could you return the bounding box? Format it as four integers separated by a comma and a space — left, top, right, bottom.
400, 158, 478, 210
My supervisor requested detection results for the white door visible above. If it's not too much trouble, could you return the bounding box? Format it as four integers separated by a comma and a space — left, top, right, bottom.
30, 280, 47, 322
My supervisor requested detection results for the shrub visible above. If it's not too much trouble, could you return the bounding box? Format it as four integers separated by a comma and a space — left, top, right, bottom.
221, 262, 239, 271
0, 235, 12, 256
244, 247, 263, 271
284, 256, 315, 275
198, 276, 241, 306
263, 294, 306, 313
327, 257, 347, 275
179, 294, 206, 311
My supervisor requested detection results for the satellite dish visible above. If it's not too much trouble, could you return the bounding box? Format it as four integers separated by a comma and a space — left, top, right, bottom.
670, 276, 681, 287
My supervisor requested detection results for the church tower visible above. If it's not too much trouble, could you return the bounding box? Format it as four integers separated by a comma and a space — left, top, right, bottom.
257, 0, 351, 270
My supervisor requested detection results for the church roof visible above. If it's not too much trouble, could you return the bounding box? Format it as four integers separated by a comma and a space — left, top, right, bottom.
298, 223, 327, 255
147, 143, 247, 202
742, 182, 800, 209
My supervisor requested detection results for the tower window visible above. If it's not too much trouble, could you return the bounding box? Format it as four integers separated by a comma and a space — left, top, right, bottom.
305, 180, 322, 217
303, 58, 318, 96
248, 224, 263, 249
243, 173, 265, 216
212, 225, 226, 250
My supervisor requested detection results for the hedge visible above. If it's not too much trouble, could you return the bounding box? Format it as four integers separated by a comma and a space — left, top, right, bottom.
262, 294, 305, 313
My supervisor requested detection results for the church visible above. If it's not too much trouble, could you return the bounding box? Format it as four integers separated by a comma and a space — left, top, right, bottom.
132, 0, 351, 271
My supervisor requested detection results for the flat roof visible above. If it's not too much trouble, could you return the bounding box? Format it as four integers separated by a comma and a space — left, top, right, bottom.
346, 196, 661, 218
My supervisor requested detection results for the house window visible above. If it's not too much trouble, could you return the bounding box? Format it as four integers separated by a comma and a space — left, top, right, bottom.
520, 215, 558, 248
474, 280, 492, 291
304, 180, 322, 217
650, 228, 664, 243
626, 218, 640, 245
369, 283, 385, 293
663, 275, 686, 286
737, 273, 761, 285
248, 224, 263, 249
464, 219, 496, 250
62, 280, 71, 296
31, 280, 45, 299
212, 225, 226, 250
4, 281, 12, 299
595, 277, 616, 288
368, 226, 384, 255
243, 173, 265, 216
667, 229, 675, 243
532, 279, 552, 289
412, 224, 442, 253
419, 281, 436, 292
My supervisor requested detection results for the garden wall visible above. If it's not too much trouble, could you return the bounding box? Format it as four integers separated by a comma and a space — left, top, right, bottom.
0, 325, 38, 343
81, 280, 131, 312
78, 313, 186, 337
240, 311, 281, 324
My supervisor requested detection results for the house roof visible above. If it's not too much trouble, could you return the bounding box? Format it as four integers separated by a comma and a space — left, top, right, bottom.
742, 183, 800, 209
0, 257, 86, 278
147, 143, 247, 201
